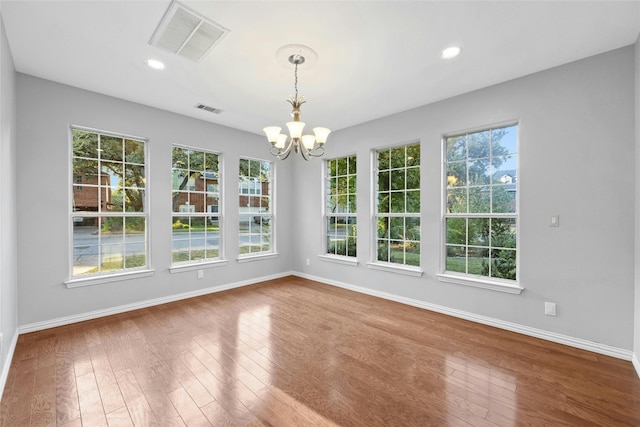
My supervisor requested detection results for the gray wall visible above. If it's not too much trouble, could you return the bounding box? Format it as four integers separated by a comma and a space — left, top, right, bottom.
15, 75, 294, 326
9, 43, 639, 356
294, 46, 636, 351
0, 13, 18, 378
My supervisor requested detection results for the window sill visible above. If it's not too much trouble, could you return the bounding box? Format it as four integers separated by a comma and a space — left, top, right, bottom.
436, 273, 524, 294
318, 254, 359, 266
366, 262, 423, 277
236, 252, 279, 263
65, 269, 155, 288
169, 260, 228, 273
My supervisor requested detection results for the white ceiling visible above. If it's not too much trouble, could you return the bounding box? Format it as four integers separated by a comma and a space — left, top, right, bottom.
1, 1, 639, 136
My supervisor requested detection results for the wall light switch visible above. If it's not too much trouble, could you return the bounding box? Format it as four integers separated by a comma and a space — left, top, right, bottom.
545, 302, 557, 316
197, 270, 204, 279
550, 215, 559, 227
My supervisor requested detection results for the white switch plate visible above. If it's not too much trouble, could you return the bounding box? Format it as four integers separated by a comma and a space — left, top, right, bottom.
550, 215, 559, 227
197, 270, 204, 279
545, 302, 557, 316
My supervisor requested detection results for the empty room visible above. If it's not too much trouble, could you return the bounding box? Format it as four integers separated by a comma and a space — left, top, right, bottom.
1, 0, 640, 425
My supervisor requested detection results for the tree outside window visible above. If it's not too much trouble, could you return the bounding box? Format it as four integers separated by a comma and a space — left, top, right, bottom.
375, 143, 421, 267
444, 124, 518, 281
326, 155, 357, 257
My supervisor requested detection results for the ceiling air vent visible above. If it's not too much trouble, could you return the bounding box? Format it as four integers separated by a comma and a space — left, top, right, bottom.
149, 1, 229, 62
195, 104, 223, 114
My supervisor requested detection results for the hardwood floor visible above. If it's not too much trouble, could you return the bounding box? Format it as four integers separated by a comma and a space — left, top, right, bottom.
2, 276, 640, 426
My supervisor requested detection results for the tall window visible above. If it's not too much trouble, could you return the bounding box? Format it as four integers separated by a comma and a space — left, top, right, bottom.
171, 146, 221, 264
325, 155, 357, 257
444, 124, 518, 281
71, 127, 147, 277
238, 158, 272, 256
375, 143, 421, 267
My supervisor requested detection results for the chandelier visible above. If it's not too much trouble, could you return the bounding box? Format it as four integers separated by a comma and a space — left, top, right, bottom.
263, 48, 330, 160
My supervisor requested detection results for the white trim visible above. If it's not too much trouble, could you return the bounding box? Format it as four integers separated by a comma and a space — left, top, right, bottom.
294, 272, 633, 361
22, 271, 293, 334
436, 273, 523, 294
366, 261, 423, 277
236, 252, 279, 263
633, 353, 640, 378
318, 254, 359, 266
65, 269, 155, 288
169, 259, 228, 273
0, 331, 19, 402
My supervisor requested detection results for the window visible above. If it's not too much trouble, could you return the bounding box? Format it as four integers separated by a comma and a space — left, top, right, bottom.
443, 124, 518, 282
71, 127, 148, 278
238, 158, 273, 256
325, 155, 357, 257
171, 146, 221, 264
374, 143, 421, 267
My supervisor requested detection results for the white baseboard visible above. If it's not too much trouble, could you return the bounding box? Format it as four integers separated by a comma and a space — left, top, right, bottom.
0, 330, 19, 402
294, 272, 634, 361
18, 271, 293, 334
633, 353, 640, 378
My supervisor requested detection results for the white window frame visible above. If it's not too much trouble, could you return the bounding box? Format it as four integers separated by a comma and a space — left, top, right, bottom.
367, 142, 423, 277
320, 154, 358, 265
437, 121, 523, 294
170, 145, 225, 272
66, 126, 153, 287
237, 157, 276, 262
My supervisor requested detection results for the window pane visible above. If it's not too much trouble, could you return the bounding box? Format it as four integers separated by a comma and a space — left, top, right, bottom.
446, 246, 466, 273
468, 130, 490, 159
406, 144, 420, 167
378, 150, 390, 170
446, 218, 466, 245
390, 192, 405, 213
446, 162, 466, 187
492, 218, 516, 248
468, 247, 489, 275
337, 157, 347, 175
490, 249, 516, 280
377, 240, 389, 262
100, 136, 123, 161
389, 217, 404, 240
447, 188, 467, 213
406, 190, 420, 213
125, 139, 145, 163
390, 146, 405, 169
446, 136, 466, 162
377, 216, 389, 239
493, 125, 517, 155
469, 218, 489, 246
73, 130, 99, 158
468, 186, 490, 213
377, 192, 389, 213
378, 171, 390, 192
406, 168, 420, 190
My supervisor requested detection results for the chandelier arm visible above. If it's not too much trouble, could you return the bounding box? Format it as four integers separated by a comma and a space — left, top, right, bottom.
306, 146, 325, 157
299, 144, 310, 161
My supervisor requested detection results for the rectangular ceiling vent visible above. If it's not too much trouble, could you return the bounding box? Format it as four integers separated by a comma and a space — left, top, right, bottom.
195, 104, 223, 114
149, 1, 229, 62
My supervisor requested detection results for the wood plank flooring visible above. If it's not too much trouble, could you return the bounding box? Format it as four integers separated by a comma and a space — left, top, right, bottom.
2, 276, 640, 426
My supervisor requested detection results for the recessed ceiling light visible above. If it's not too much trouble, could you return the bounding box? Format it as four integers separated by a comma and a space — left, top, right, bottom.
144, 59, 165, 70
441, 46, 462, 59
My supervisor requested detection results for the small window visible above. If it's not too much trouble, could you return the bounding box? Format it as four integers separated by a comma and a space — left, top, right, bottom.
238, 158, 273, 256
443, 124, 518, 282
325, 155, 357, 257
374, 143, 421, 267
171, 146, 222, 264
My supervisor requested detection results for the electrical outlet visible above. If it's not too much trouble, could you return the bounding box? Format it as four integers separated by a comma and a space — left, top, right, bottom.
306, 258, 310, 266
544, 302, 557, 316
197, 270, 204, 279
550, 215, 560, 227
